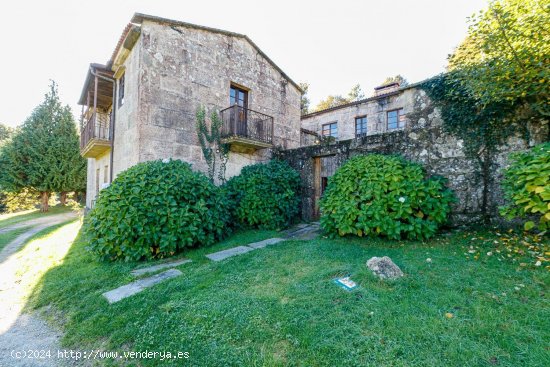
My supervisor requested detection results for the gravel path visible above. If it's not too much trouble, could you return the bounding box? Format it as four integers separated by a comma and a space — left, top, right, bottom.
0, 213, 79, 367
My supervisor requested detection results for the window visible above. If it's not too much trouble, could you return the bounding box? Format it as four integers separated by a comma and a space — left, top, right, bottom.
322, 122, 338, 138
355, 116, 367, 137
95, 168, 100, 196
118, 73, 125, 107
230, 84, 248, 108
387, 108, 405, 130
104, 165, 109, 184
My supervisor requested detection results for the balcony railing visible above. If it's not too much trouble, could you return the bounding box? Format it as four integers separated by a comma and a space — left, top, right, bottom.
80, 112, 111, 158
220, 105, 274, 149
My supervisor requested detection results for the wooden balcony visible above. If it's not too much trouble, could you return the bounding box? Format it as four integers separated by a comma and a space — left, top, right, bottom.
220, 105, 274, 151
80, 112, 111, 158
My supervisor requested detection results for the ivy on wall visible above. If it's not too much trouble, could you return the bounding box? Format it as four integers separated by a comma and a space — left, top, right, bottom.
420, 73, 522, 222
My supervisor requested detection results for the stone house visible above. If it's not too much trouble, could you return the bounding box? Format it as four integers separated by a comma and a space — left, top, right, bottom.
79, 13, 547, 222
78, 13, 302, 208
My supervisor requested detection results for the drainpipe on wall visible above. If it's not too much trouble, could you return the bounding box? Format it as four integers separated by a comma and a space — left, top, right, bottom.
89, 67, 117, 183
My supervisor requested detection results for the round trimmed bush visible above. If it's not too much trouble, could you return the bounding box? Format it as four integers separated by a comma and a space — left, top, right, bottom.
320, 154, 454, 240
224, 160, 300, 230
85, 159, 230, 261
501, 142, 550, 231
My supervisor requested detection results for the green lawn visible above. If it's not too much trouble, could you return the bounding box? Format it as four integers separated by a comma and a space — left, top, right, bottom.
0, 226, 31, 252
28, 225, 549, 366
0, 205, 76, 230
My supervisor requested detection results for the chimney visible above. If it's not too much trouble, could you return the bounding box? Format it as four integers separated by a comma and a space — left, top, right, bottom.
373, 82, 400, 96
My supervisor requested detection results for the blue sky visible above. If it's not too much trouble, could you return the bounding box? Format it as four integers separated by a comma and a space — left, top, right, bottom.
0, 0, 487, 127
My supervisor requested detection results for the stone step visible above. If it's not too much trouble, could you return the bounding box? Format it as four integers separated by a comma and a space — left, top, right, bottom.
247, 238, 285, 249
205, 246, 254, 262
131, 258, 192, 276
103, 269, 182, 304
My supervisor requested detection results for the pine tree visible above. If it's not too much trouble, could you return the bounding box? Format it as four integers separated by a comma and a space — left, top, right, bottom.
0, 81, 86, 211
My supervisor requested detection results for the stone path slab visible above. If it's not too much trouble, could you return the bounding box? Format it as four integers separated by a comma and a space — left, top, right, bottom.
103, 269, 182, 304
247, 238, 286, 249
282, 222, 321, 240
131, 258, 192, 276
206, 245, 255, 262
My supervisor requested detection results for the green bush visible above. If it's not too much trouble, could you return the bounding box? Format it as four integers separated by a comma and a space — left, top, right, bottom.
320, 154, 454, 240
224, 160, 301, 230
501, 142, 550, 231
85, 159, 230, 261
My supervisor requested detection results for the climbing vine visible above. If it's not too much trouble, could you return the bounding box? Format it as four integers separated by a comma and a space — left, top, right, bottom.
420, 73, 522, 222
196, 106, 230, 183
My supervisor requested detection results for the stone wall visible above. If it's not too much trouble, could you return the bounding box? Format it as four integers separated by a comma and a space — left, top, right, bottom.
282, 86, 548, 224
123, 20, 301, 179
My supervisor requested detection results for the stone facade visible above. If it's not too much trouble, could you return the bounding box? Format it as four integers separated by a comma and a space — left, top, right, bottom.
82, 14, 301, 208
282, 85, 548, 224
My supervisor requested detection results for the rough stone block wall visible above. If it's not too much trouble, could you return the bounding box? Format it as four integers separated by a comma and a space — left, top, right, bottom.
285, 87, 548, 225
131, 21, 301, 178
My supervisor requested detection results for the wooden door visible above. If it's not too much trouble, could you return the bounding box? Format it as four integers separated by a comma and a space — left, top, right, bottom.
313, 155, 338, 219
230, 85, 248, 136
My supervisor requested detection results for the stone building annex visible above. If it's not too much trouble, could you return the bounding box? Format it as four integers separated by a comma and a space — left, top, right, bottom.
79, 13, 547, 221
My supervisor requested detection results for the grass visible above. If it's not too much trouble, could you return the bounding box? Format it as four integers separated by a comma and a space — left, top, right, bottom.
26, 225, 549, 367
0, 205, 76, 230
0, 226, 31, 252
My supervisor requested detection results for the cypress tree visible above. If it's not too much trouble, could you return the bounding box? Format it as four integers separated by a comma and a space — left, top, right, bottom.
0, 81, 86, 211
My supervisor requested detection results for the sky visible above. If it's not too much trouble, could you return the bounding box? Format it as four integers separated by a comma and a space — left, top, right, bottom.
0, 0, 488, 127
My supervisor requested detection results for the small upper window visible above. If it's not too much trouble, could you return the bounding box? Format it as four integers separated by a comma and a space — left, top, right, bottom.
322, 122, 338, 138
387, 109, 405, 130
118, 73, 125, 107
355, 116, 367, 137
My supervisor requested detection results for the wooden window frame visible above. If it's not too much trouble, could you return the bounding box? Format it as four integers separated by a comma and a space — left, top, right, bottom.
355, 115, 368, 137
229, 84, 249, 109
322, 122, 338, 138
387, 108, 405, 130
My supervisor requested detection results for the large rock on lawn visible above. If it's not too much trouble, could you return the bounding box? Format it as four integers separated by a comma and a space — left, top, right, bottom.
366, 256, 404, 279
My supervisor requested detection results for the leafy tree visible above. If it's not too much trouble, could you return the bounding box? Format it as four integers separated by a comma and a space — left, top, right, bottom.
313, 84, 365, 112
449, 0, 550, 121
346, 84, 365, 102
381, 75, 409, 87
299, 82, 310, 115
0, 82, 85, 211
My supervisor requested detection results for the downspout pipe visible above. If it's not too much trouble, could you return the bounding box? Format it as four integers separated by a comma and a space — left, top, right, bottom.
89, 67, 117, 183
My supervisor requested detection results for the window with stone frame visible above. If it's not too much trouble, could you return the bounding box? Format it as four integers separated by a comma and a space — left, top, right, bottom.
118, 73, 125, 107
322, 122, 338, 138
387, 108, 405, 130
355, 116, 367, 137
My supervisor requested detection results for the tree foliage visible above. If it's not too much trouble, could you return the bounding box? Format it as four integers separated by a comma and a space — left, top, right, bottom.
0, 123, 13, 144
449, 0, 550, 119
313, 84, 365, 112
0, 82, 86, 211
381, 75, 409, 87
320, 155, 454, 240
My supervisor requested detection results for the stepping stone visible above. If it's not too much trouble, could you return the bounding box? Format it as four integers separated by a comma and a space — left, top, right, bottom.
206, 246, 254, 262
247, 238, 286, 249
131, 258, 192, 276
103, 269, 182, 304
